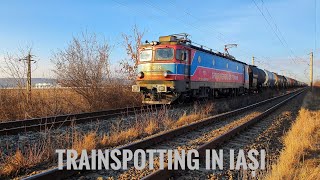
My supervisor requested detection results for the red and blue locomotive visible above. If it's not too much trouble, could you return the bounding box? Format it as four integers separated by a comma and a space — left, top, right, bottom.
132, 33, 304, 104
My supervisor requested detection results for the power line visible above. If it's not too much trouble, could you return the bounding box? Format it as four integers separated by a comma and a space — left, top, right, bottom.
256, 0, 310, 82
252, 0, 301, 65
144, 0, 276, 65
112, 0, 220, 52
166, 0, 277, 63
167, 0, 301, 70
154, 0, 303, 78
117, 0, 304, 79
142, 0, 225, 46
148, 0, 295, 71
165, 0, 230, 44
260, 0, 304, 63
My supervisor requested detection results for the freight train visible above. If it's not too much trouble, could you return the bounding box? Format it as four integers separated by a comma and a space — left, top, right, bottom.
132, 33, 306, 104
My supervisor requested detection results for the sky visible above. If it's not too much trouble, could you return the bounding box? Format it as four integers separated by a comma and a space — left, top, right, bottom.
0, 0, 319, 83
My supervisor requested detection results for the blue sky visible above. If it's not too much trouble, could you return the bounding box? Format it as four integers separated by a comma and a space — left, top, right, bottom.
0, 0, 318, 82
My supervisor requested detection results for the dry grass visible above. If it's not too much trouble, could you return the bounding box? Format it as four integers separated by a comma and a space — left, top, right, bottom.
101, 127, 140, 147
73, 131, 98, 154
175, 113, 202, 127
0, 101, 214, 178
266, 88, 320, 180
144, 120, 159, 135
0, 86, 140, 122
0, 89, 289, 178
0, 141, 54, 177
174, 102, 214, 127
0, 128, 99, 177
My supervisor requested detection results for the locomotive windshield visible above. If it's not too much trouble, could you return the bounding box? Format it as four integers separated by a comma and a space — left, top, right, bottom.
140, 49, 153, 61
155, 48, 174, 60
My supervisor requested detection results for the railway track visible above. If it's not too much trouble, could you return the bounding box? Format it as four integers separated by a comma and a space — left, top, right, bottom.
0, 105, 162, 135
0, 89, 282, 136
21, 88, 306, 180
143, 88, 306, 180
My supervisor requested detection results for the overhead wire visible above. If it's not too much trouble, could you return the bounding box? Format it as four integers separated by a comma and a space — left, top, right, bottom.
115, 0, 305, 80
147, 0, 302, 79
260, 0, 306, 64
252, 0, 299, 64
142, 0, 223, 51
252, 0, 311, 82
144, 0, 275, 65
166, 0, 302, 72
165, 0, 278, 63
112, 0, 223, 52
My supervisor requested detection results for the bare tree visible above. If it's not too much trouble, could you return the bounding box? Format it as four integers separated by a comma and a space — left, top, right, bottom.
0, 47, 33, 88
52, 32, 111, 110
120, 25, 145, 81
0, 46, 35, 119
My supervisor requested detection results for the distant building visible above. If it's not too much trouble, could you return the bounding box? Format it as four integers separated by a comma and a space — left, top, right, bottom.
34, 83, 53, 88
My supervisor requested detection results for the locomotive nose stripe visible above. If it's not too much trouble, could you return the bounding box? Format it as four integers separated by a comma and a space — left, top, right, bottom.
138, 63, 187, 75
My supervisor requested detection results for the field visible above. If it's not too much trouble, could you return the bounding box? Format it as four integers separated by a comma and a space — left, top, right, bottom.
0, 86, 141, 122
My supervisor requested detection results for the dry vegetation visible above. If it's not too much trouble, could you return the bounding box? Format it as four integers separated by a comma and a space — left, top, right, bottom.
0, 103, 214, 177
0, 86, 139, 122
266, 87, 320, 180
101, 103, 213, 147
0, 28, 145, 176
0, 30, 143, 122
0, 87, 285, 178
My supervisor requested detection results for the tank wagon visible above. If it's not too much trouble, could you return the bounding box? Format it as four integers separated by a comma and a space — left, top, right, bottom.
132, 33, 305, 104
263, 70, 275, 87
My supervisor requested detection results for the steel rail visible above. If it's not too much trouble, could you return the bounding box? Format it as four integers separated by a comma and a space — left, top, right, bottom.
0, 89, 274, 136
142, 88, 306, 180
0, 105, 162, 135
21, 88, 305, 180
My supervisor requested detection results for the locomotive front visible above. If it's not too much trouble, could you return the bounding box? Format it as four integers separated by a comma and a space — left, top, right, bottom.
132, 35, 190, 104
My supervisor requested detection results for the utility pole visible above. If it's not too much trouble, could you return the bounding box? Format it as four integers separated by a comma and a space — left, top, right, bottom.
310, 51, 313, 91
20, 52, 35, 104
252, 56, 255, 65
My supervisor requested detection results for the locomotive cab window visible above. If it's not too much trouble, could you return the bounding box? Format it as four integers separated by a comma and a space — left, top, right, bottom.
176, 49, 189, 61
155, 48, 174, 60
139, 49, 153, 61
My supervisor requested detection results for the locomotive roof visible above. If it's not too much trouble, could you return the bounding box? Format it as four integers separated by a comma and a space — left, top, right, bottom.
160, 34, 247, 65
142, 34, 248, 65
141, 41, 247, 65
187, 44, 247, 65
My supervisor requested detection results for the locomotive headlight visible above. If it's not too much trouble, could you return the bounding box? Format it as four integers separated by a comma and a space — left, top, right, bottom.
163, 71, 168, 77
132, 85, 140, 92
138, 72, 144, 78
157, 85, 167, 92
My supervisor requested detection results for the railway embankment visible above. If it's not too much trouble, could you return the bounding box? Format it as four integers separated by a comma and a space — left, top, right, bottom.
266, 87, 320, 180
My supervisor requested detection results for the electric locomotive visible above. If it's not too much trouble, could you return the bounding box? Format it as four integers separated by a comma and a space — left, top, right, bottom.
132, 33, 249, 104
